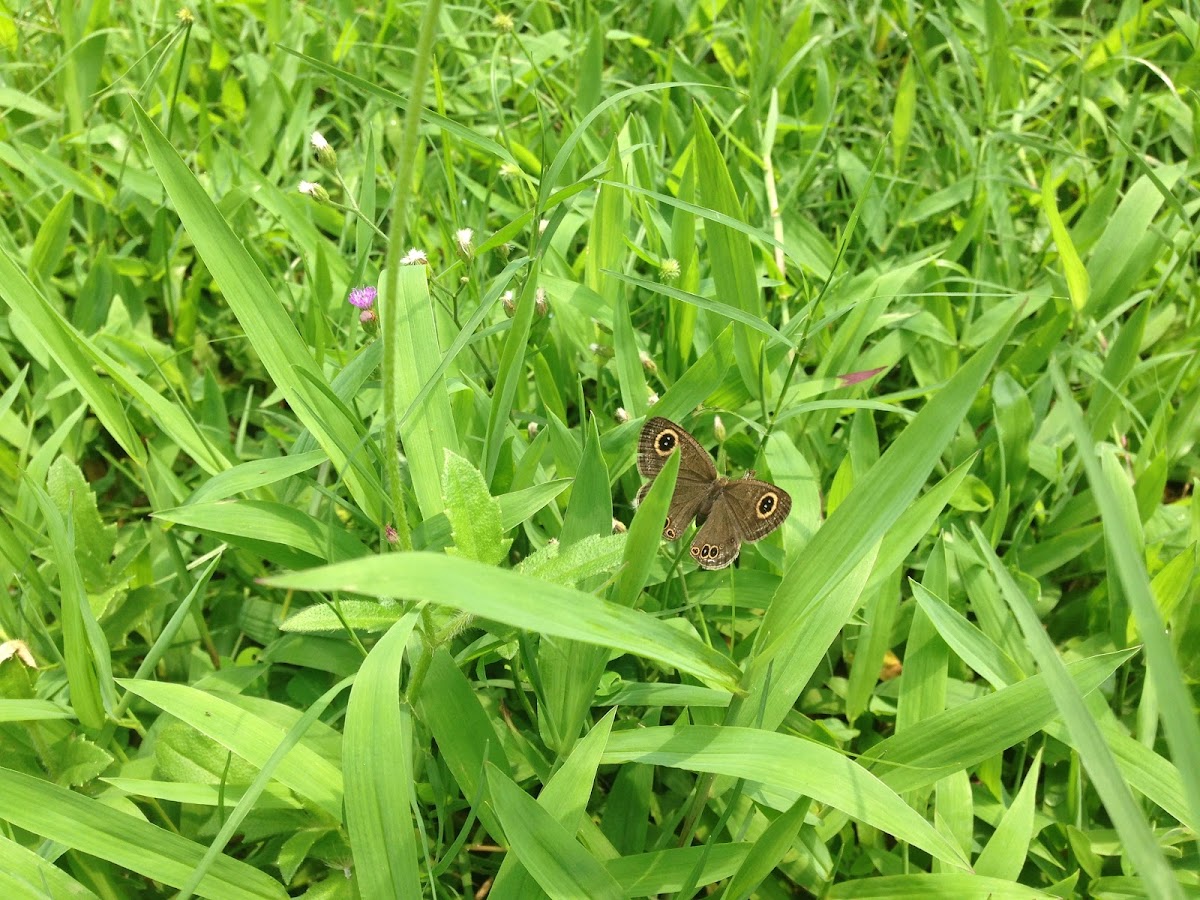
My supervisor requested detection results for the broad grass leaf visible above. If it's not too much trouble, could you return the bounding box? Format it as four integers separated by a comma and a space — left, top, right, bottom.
490, 711, 616, 898
263, 553, 742, 691
27, 481, 111, 730
0, 768, 286, 899
344, 615, 421, 899
607, 844, 750, 896
1041, 170, 1089, 312
828, 873, 1057, 898
485, 264, 541, 481
694, 104, 764, 393
414, 649, 510, 840
862, 650, 1136, 793
389, 265, 458, 518
973, 749, 1042, 879
602, 726, 968, 867
721, 797, 811, 900
186, 451, 326, 506
0, 833, 98, 899
154, 500, 369, 568
910, 581, 1027, 689
485, 765, 624, 900
613, 449, 678, 608
118, 680, 343, 819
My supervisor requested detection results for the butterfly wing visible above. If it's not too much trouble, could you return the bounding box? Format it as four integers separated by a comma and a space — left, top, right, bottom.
637, 417, 717, 479
717, 478, 792, 542
689, 478, 790, 570
688, 497, 743, 569
636, 418, 718, 540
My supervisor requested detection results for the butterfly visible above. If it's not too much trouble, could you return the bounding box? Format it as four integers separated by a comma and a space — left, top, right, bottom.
636, 417, 791, 569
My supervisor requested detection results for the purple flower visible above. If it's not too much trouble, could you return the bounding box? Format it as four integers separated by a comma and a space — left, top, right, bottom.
348, 286, 377, 309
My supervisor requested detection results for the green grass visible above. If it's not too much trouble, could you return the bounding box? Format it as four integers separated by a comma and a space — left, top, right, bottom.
1, 1, 1198, 897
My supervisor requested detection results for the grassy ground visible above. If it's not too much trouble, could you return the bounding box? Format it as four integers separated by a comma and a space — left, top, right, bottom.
1, 1, 1198, 897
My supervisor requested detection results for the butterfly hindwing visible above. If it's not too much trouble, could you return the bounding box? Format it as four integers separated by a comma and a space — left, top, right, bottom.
716, 478, 792, 543
688, 499, 742, 569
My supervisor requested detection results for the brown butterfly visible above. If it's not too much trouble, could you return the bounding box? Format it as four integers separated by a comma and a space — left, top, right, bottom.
636, 417, 791, 569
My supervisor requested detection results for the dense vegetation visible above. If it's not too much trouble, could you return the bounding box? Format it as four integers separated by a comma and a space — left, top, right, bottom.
1, 1, 1197, 897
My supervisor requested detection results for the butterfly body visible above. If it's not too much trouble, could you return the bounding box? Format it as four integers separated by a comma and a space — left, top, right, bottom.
636, 417, 790, 569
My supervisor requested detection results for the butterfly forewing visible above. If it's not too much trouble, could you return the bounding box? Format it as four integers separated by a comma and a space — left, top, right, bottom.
637, 417, 717, 481
637, 418, 718, 541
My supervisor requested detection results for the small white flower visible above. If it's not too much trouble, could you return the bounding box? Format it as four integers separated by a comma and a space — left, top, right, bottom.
639, 350, 656, 373
499, 162, 520, 178
713, 415, 726, 442
534, 287, 548, 317
298, 180, 329, 202
455, 227, 474, 258
538, 218, 550, 235
502, 290, 516, 317
611, 518, 627, 534
615, 407, 630, 423
401, 248, 428, 266
311, 131, 337, 167
527, 421, 539, 439
647, 391, 659, 405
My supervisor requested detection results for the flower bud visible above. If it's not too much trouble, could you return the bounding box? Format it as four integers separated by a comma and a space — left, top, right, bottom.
311, 131, 337, 168
298, 181, 329, 203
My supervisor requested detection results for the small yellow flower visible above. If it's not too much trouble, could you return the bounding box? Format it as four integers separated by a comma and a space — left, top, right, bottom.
660, 258, 681, 281
493, 12, 515, 32
176, 7, 194, 24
